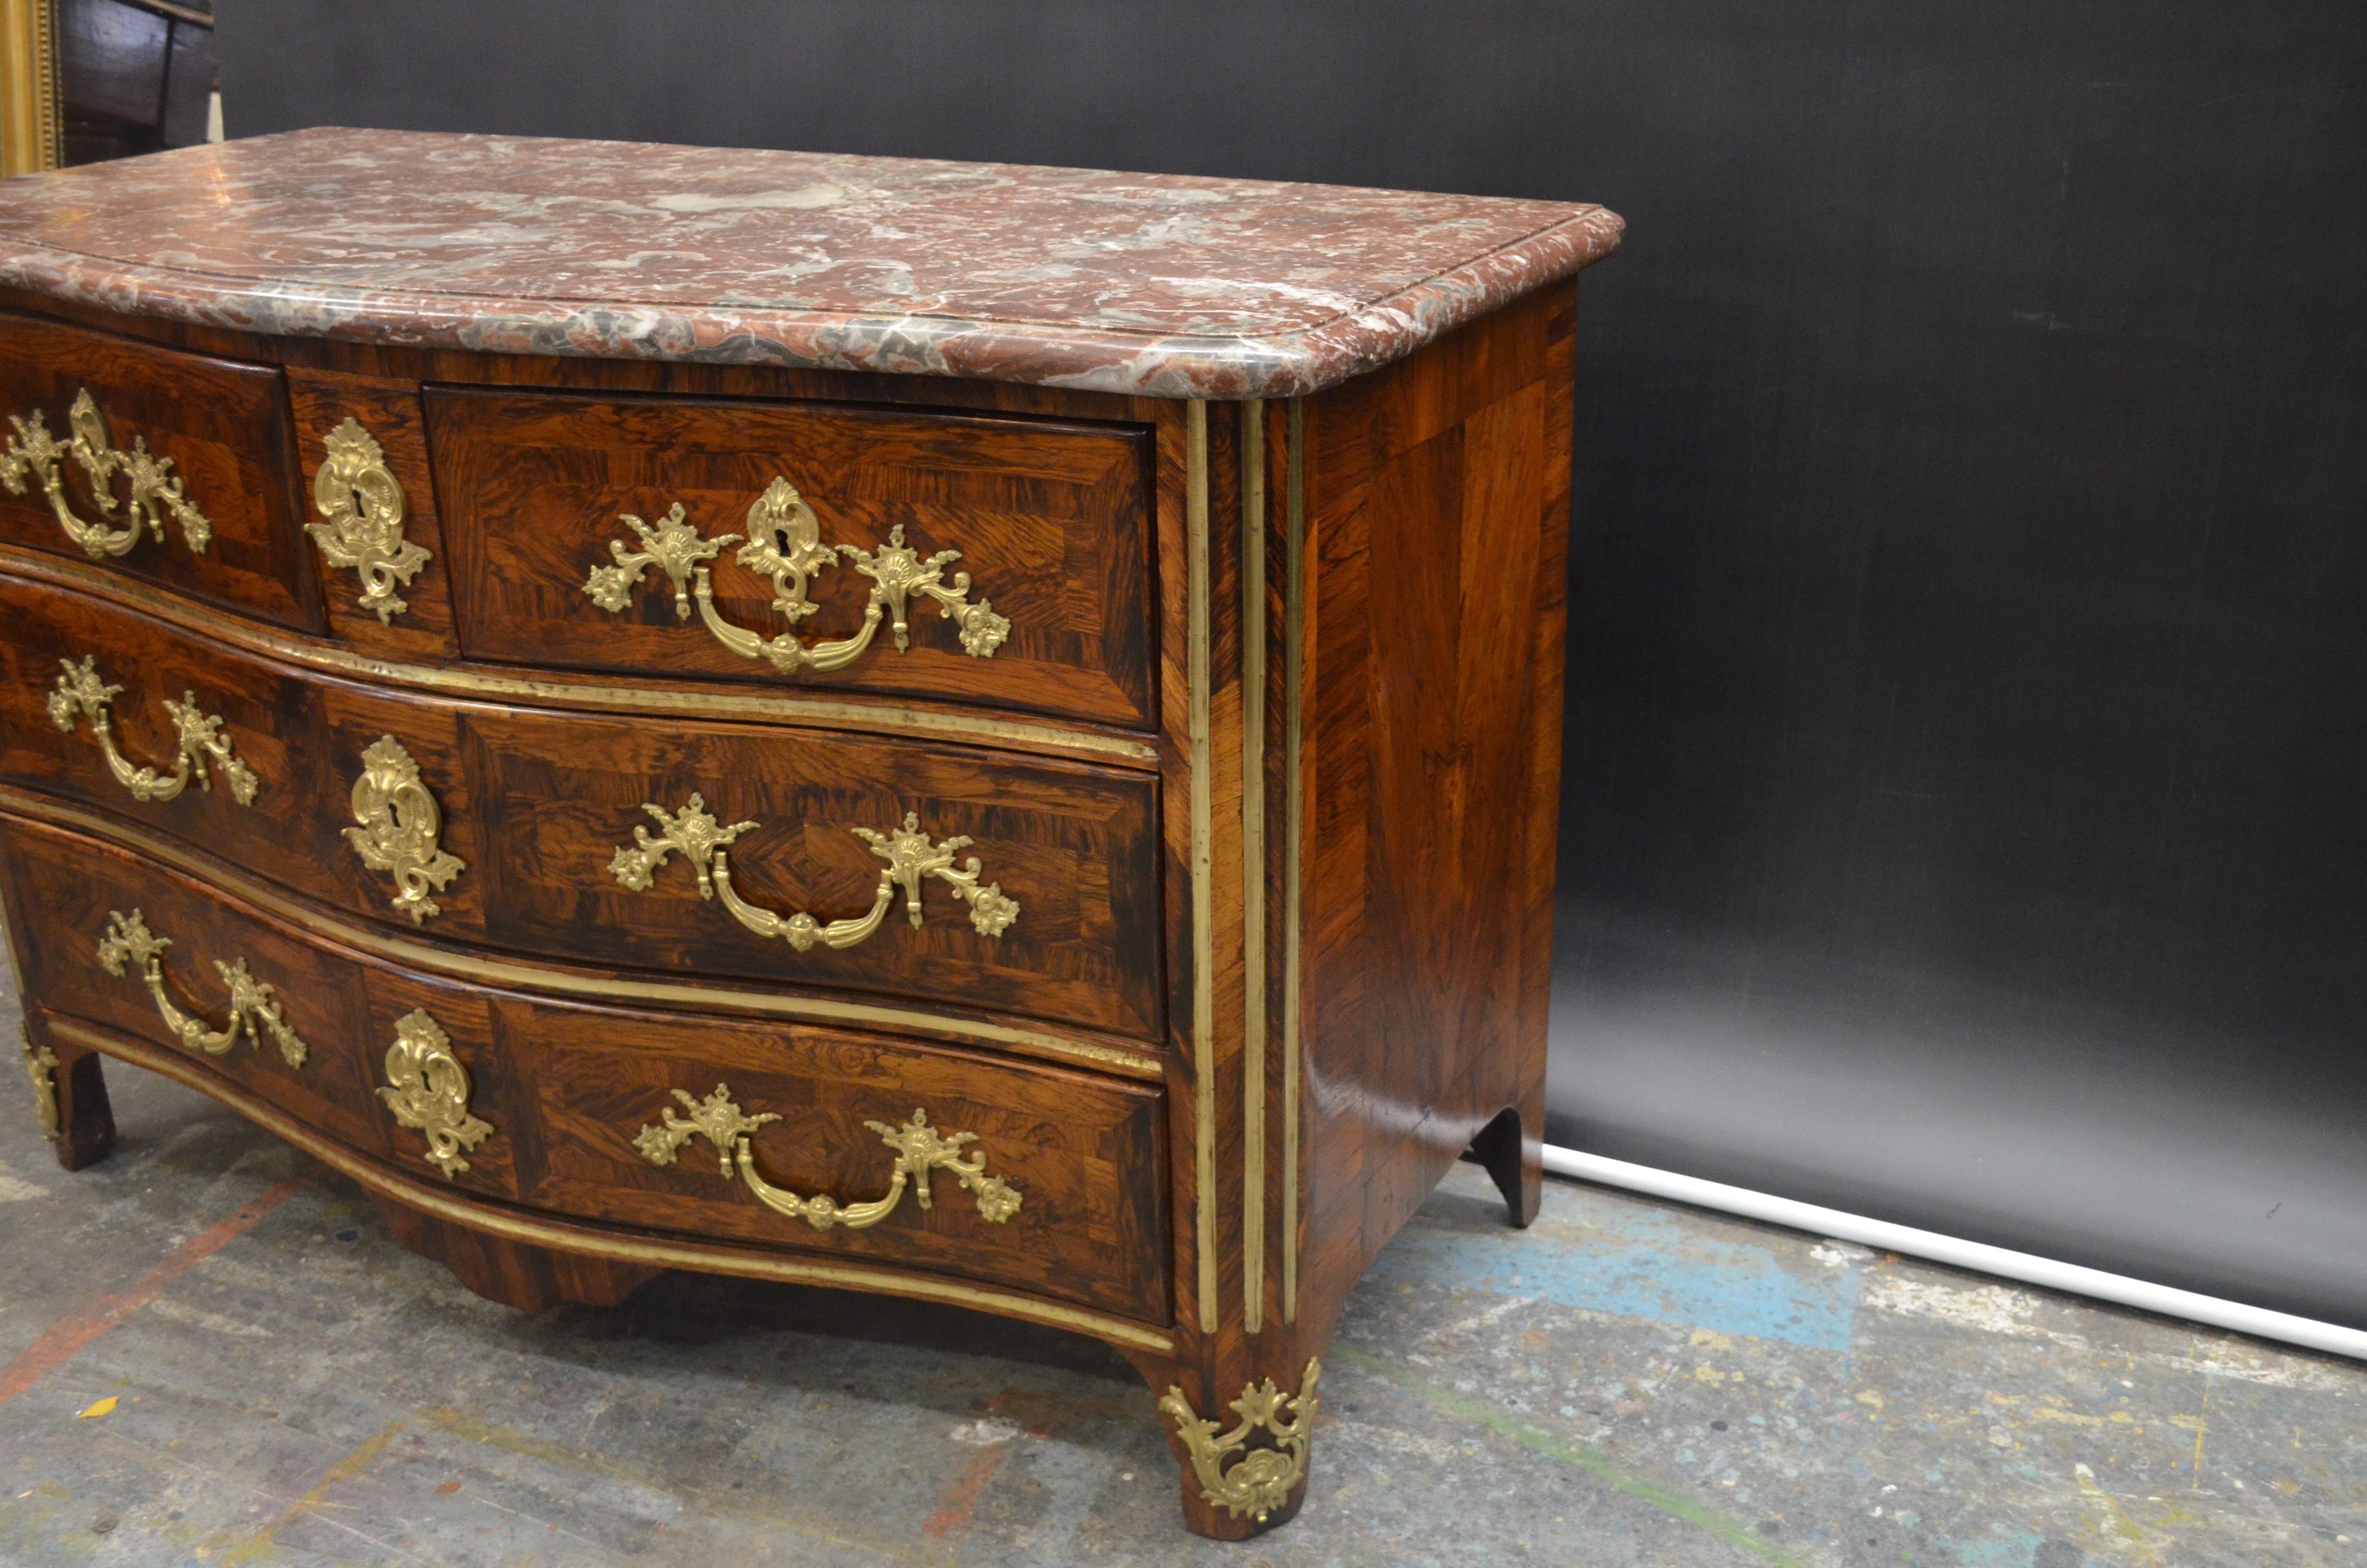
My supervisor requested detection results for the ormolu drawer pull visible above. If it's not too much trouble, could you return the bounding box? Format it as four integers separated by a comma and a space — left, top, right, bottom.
633, 1084, 1022, 1231
610, 793, 1019, 952
47, 656, 258, 806
1, 388, 213, 560
581, 476, 1012, 674
95, 909, 309, 1068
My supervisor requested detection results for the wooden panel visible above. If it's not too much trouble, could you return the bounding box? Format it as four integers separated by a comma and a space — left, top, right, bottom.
427, 389, 1156, 728
0, 572, 1164, 1040
1291, 285, 1573, 1344
0, 311, 320, 629
0, 813, 1169, 1321
468, 703, 1164, 1041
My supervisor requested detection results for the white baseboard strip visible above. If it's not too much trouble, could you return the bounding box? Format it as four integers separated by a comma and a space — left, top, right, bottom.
1541, 1144, 2367, 1364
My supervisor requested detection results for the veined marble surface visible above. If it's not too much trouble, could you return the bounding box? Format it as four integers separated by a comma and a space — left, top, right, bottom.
0, 128, 1623, 397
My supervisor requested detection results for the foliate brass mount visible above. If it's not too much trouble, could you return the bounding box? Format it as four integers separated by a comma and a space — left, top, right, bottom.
344, 734, 463, 924
376, 1008, 493, 1179
610, 793, 1019, 953
1159, 1359, 1323, 1524
582, 476, 1012, 674
308, 417, 428, 623
95, 908, 309, 1068
20, 1027, 59, 1142
634, 1084, 1022, 1231
0, 388, 213, 560
47, 656, 259, 806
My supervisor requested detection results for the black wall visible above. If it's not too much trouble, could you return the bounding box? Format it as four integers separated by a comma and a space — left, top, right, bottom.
219, 0, 2367, 1325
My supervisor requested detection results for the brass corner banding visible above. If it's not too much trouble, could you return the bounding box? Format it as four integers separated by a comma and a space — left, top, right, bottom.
1281, 397, 1307, 1325
1241, 399, 1267, 1333
1185, 398, 1217, 1330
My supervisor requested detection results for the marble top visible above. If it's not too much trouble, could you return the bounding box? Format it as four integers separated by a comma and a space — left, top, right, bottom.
0, 128, 1623, 398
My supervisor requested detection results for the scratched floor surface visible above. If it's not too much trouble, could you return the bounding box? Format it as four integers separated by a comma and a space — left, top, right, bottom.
2, 1037, 2361, 1565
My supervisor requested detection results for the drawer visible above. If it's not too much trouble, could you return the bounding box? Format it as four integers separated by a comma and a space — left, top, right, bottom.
2, 814, 1169, 1322
0, 313, 320, 630
0, 574, 1164, 1041
424, 389, 1156, 729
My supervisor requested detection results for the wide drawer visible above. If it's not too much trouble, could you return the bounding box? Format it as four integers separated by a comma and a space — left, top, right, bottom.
0, 575, 1164, 1041
0, 313, 320, 630
426, 389, 1156, 728
3, 814, 1171, 1322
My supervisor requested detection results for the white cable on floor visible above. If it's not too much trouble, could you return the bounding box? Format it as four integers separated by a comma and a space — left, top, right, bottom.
1542, 1144, 2367, 1364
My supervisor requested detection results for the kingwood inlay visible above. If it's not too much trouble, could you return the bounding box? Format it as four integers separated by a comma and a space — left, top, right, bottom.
0, 129, 1615, 1540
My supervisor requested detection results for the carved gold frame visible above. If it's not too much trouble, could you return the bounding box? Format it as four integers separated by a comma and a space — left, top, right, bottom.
0, 0, 59, 178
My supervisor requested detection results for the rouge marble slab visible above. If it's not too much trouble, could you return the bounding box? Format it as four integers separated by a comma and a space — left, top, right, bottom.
0, 127, 1621, 398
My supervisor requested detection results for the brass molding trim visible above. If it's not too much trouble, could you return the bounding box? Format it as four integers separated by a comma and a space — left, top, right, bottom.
308, 417, 429, 623
20, 1025, 58, 1140
1158, 1358, 1321, 1524
614, 794, 1018, 953
44, 1016, 1176, 1355
1, 389, 212, 560
1185, 398, 1217, 1328
1240, 399, 1267, 1334
95, 907, 309, 1067
1281, 399, 1307, 1325
46, 655, 259, 807
636, 1084, 1021, 1231
586, 477, 1010, 674
0, 552, 1158, 767
0, 788, 1162, 1078
376, 1007, 494, 1179
345, 734, 464, 924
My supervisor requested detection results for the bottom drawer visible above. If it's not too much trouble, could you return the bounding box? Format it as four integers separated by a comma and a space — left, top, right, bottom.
0, 813, 1170, 1323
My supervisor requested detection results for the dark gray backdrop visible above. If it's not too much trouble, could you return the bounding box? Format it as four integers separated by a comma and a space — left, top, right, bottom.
217, 0, 2367, 1326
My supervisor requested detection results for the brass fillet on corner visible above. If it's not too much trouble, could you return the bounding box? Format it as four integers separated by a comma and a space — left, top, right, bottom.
1281, 397, 1307, 1325
1186, 398, 1218, 1331
1240, 399, 1267, 1334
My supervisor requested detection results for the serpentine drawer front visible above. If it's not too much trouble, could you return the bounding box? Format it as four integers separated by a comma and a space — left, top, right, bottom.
428, 389, 1157, 729
0, 814, 1167, 1322
0, 128, 1619, 1539
0, 312, 318, 630
0, 576, 1161, 1041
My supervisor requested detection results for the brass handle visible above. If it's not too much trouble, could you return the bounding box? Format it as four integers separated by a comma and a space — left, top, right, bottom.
581, 476, 1011, 674
376, 1008, 494, 1178
632, 1083, 1021, 1231
1, 389, 212, 560
344, 734, 464, 924
95, 908, 309, 1068
610, 793, 1019, 952
308, 417, 429, 623
47, 656, 259, 806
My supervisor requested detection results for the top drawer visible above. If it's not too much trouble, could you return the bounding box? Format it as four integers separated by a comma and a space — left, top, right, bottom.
0, 314, 320, 631
425, 390, 1157, 729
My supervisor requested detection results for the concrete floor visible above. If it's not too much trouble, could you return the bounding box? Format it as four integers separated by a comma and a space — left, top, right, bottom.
2, 1009, 2362, 1563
